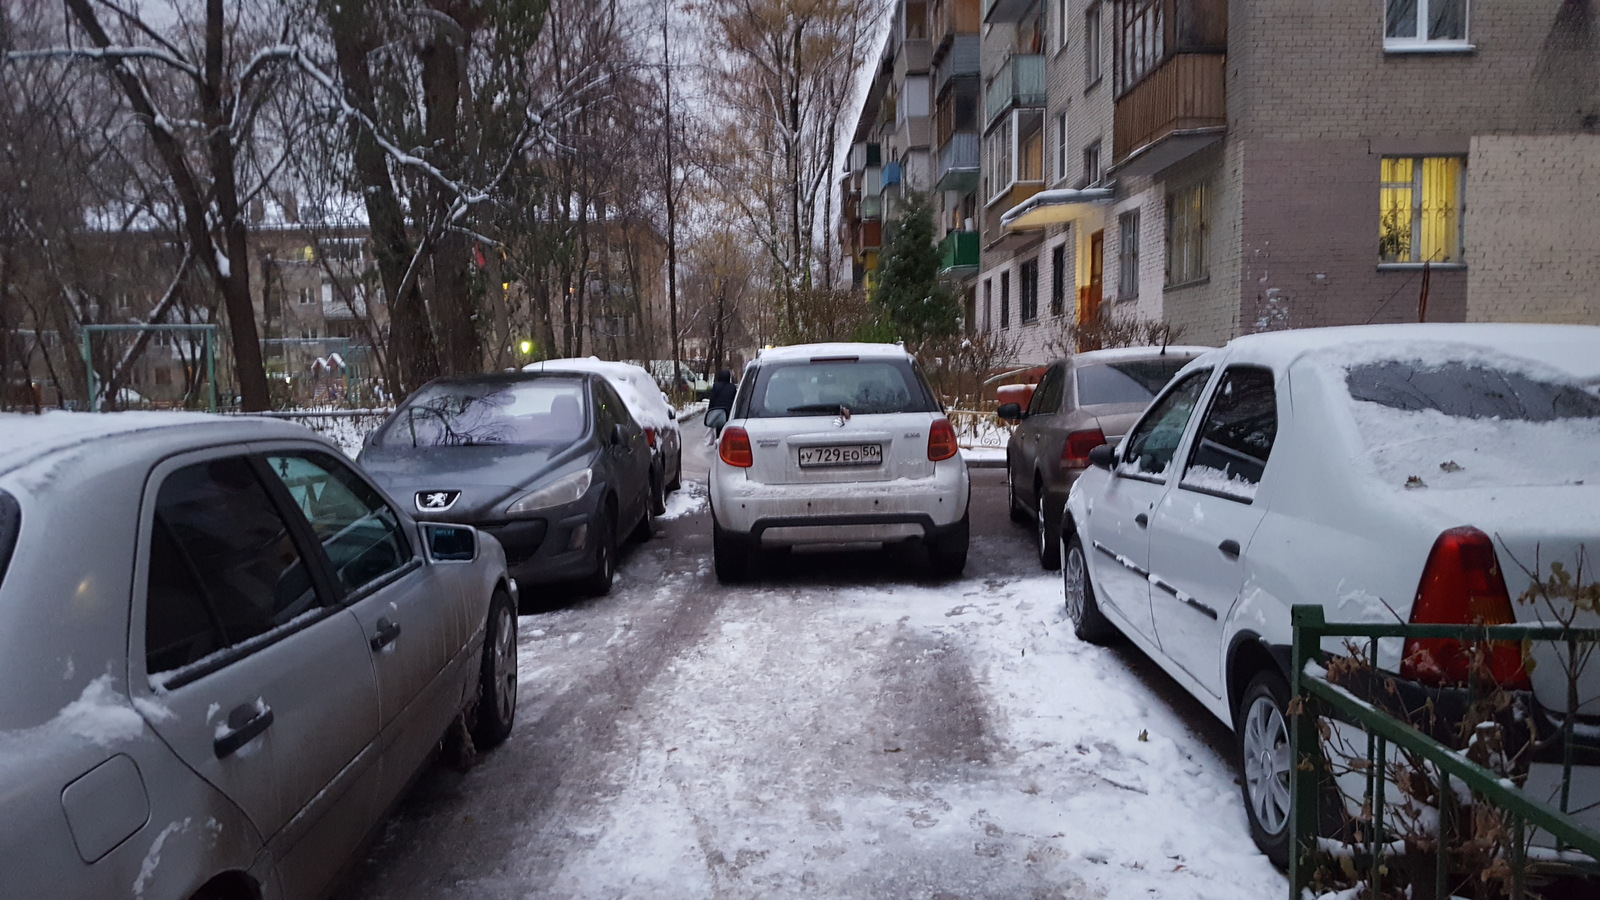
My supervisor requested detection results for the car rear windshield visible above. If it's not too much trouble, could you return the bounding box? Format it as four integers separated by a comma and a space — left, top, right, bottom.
1076, 358, 1194, 406
0, 490, 17, 593
744, 358, 939, 418
1344, 358, 1600, 488
375, 378, 588, 447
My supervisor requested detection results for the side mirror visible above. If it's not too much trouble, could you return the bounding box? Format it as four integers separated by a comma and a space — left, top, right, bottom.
996, 402, 1024, 422
422, 523, 477, 562
704, 407, 728, 430
667, 407, 677, 420
611, 423, 628, 446
1088, 443, 1116, 471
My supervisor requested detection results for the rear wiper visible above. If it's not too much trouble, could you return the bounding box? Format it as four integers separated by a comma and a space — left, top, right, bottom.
787, 403, 846, 414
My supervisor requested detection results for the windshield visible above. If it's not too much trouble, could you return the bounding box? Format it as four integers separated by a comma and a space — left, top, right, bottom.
1344, 359, 1600, 488
1076, 358, 1195, 406
376, 379, 588, 447
0, 490, 16, 593
745, 359, 938, 417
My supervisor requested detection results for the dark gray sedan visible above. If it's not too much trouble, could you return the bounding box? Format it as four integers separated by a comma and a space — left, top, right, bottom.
999, 345, 1208, 569
0, 413, 516, 900
359, 371, 654, 597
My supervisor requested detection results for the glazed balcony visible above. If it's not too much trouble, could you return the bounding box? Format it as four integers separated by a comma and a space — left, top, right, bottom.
1111, 0, 1228, 175
984, 54, 1046, 127
931, 0, 981, 57
934, 132, 980, 192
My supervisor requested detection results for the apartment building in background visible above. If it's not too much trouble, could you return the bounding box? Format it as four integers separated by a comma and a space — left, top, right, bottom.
843, 0, 1600, 366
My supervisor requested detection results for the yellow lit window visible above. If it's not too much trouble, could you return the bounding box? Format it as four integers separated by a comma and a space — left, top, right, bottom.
1379, 156, 1464, 264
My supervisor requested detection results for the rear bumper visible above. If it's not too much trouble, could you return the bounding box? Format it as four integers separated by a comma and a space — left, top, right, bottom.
711, 461, 969, 545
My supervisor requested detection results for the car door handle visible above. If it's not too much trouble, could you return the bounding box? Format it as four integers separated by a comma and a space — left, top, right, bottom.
370, 617, 402, 651
214, 703, 274, 759
1218, 539, 1241, 559
1135, 513, 1149, 528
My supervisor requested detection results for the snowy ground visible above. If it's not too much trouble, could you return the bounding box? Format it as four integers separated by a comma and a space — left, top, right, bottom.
332, 418, 1286, 900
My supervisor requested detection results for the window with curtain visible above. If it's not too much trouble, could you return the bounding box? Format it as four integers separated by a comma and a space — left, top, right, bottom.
1118, 210, 1141, 299
1379, 156, 1465, 264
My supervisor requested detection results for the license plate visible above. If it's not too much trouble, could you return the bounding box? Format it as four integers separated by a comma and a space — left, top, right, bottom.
798, 444, 883, 467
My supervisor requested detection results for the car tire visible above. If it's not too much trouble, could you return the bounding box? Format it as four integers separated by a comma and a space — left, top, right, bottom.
581, 505, 616, 596
1006, 464, 1030, 525
1036, 485, 1061, 571
1063, 535, 1117, 645
472, 588, 517, 749
649, 469, 667, 517
1237, 670, 1293, 868
928, 513, 970, 577
713, 522, 751, 583
666, 449, 682, 492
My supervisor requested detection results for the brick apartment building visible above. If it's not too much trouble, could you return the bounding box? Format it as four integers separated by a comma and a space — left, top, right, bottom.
843, 0, 1600, 365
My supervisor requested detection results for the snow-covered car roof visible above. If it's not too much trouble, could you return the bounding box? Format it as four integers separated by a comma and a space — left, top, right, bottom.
1221, 323, 1600, 378
0, 411, 313, 479
756, 342, 912, 362
523, 357, 675, 430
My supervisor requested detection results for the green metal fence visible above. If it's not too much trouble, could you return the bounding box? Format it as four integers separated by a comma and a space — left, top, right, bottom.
1289, 605, 1600, 898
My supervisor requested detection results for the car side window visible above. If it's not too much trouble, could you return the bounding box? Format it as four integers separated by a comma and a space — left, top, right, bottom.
146, 456, 326, 677
1181, 366, 1278, 501
1028, 366, 1064, 417
1118, 369, 1212, 480
264, 452, 414, 595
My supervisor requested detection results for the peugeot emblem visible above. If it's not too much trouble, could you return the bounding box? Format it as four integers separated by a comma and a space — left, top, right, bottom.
416, 489, 462, 512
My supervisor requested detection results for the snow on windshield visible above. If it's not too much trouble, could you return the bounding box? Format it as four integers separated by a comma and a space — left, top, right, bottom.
1322, 346, 1600, 488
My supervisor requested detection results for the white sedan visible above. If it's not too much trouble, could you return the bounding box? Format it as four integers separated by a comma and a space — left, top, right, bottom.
1061, 323, 1600, 865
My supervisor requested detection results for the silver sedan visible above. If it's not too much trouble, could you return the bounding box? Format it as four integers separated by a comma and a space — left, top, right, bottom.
0, 413, 518, 899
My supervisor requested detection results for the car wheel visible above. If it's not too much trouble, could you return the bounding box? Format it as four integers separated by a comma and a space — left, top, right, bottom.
649, 470, 667, 517
928, 513, 969, 577
666, 448, 682, 492
1063, 535, 1117, 644
581, 505, 616, 596
472, 588, 517, 748
713, 522, 751, 583
1035, 485, 1061, 571
1238, 670, 1293, 868
1007, 464, 1030, 525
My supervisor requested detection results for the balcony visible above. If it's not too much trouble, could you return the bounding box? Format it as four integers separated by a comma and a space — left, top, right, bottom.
983, 0, 1033, 24
862, 220, 882, 251
1112, 53, 1226, 175
984, 54, 1045, 126
898, 38, 931, 76
938, 230, 979, 275
931, 0, 981, 56
935, 132, 980, 192
934, 35, 980, 98
861, 196, 883, 220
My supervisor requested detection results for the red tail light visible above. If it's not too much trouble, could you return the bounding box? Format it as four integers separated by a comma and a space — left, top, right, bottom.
927, 418, 959, 461
1400, 526, 1529, 690
719, 426, 753, 468
1061, 428, 1107, 471
644, 427, 657, 449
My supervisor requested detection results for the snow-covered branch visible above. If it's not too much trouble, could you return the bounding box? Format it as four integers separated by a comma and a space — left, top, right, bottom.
4, 45, 201, 81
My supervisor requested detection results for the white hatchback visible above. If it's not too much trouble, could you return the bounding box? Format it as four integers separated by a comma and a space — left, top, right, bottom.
708, 342, 970, 581
1062, 323, 1600, 865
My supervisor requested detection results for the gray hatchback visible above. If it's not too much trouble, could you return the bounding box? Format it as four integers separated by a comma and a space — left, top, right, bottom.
0, 413, 517, 900
1000, 345, 1209, 569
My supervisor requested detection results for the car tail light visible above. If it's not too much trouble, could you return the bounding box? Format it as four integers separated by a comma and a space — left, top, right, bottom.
927, 418, 959, 462
719, 426, 753, 468
1060, 428, 1107, 471
644, 427, 657, 449
1400, 526, 1529, 690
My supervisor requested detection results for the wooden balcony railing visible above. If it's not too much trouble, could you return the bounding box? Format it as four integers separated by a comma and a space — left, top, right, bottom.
1112, 52, 1225, 165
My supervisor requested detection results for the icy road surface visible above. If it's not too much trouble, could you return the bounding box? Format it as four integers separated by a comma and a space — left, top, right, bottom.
334, 432, 1285, 900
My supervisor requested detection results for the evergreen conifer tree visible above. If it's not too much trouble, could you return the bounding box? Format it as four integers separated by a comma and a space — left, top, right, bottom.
873, 191, 959, 339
